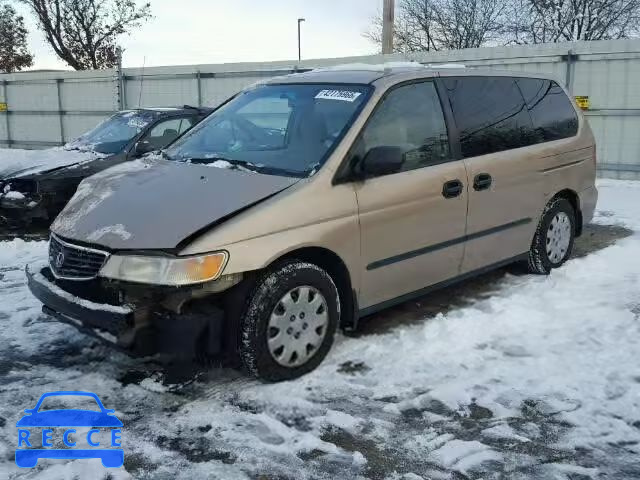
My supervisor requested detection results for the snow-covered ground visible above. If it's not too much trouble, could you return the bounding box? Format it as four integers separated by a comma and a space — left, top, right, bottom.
1, 180, 639, 480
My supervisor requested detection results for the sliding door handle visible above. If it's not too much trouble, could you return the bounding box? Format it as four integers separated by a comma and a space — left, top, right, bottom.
473, 173, 492, 191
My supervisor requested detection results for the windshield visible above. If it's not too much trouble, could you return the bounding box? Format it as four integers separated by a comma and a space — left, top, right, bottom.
67, 110, 161, 155
164, 84, 371, 177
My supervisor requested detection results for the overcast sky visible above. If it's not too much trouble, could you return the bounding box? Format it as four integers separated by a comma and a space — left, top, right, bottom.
16, 0, 382, 70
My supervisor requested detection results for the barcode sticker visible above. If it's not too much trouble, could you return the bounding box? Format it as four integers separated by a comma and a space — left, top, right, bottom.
315, 90, 362, 102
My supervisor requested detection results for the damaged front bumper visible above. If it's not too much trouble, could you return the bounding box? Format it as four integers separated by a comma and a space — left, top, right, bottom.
26, 262, 225, 359
0, 193, 49, 226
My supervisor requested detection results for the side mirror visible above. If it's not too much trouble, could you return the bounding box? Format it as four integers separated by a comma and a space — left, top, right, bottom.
133, 140, 154, 157
359, 146, 405, 178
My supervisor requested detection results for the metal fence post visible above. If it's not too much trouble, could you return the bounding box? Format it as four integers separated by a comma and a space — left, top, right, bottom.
55, 79, 65, 145
1, 80, 11, 148
564, 49, 577, 94
196, 70, 202, 107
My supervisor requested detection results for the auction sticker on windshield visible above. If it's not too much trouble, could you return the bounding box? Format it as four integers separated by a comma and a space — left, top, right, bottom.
315, 90, 362, 102
15, 391, 124, 468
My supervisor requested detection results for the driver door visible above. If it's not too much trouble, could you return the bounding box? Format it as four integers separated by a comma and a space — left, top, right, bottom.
354, 81, 469, 310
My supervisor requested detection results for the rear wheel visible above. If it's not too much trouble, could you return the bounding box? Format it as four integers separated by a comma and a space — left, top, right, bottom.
528, 197, 576, 274
239, 261, 340, 382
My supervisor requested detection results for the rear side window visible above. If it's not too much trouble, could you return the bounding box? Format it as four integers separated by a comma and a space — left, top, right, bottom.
442, 76, 534, 158
516, 78, 578, 142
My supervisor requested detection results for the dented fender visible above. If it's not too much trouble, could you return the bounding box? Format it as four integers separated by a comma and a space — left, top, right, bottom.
179, 179, 362, 295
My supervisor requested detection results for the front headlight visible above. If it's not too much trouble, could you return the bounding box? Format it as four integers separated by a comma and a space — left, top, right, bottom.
99, 251, 228, 286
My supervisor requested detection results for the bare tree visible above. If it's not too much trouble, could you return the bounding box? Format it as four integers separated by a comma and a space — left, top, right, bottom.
17, 0, 152, 70
504, 0, 640, 44
365, 0, 507, 53
0, 2, 34, 72
434, 0, 506, 50
367, 0, 640, 51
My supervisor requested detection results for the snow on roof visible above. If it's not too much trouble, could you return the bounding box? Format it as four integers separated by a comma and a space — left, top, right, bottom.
315, 61, 466, 72
316, 61, 426, 71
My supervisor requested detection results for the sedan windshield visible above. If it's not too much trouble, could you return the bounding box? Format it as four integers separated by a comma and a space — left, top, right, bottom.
164, 83, 371, 176
66, 110, 161, 155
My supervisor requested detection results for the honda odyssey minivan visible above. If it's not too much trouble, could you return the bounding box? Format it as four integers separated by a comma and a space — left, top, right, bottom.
27, 66, 597, 381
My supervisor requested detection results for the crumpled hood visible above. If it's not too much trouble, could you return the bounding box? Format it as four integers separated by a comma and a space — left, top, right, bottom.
0, 147, 101, 180
51, 158, 299, 250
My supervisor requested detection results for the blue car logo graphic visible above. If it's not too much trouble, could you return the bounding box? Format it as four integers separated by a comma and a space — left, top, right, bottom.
16, 391, 123, 468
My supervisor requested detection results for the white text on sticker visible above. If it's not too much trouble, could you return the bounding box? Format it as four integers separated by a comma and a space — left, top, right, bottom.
315, 90, 362, 102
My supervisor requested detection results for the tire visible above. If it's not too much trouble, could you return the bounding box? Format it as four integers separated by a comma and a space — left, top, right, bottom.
239, 260, 340, 382
528, 197, 576, 274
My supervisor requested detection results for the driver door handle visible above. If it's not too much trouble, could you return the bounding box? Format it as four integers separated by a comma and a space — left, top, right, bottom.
442, 179, 463, 199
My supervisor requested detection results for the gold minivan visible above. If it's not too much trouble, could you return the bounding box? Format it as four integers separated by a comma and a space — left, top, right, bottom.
27, 66, 597, 381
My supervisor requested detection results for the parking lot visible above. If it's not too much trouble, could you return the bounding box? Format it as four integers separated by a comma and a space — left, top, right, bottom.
0, 178, 638, 479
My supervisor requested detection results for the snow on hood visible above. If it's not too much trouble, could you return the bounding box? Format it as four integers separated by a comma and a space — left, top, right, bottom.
0, 147, 104, 180
51, 158, 299, 250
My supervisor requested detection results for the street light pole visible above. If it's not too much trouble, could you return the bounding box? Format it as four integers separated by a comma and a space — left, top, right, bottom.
298, 18, 305, 62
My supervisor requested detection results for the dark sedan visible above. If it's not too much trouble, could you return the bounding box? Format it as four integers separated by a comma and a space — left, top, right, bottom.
0, 106, 211, 230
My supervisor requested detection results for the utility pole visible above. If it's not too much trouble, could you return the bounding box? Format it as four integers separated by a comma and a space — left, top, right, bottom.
297, 18, 306, 62
382, 0, 395, 54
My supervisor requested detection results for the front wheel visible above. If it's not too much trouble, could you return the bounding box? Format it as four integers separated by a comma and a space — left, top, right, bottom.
528, 197, 576, 274
239, 261, 340, 382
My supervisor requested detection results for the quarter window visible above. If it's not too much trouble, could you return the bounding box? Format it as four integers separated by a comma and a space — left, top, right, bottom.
442, 76, 533, 158
516, 78, 578, 142
360, 81, 451, 176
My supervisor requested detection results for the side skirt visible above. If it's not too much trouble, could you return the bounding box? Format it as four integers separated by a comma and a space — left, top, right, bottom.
357, 253, 528, 319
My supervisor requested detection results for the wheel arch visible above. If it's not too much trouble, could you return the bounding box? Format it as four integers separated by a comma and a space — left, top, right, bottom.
550, 188, 582, 236
272, 246, 357, 331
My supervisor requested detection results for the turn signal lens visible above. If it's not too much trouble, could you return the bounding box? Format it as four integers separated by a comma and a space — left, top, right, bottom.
167, 254, 228, 286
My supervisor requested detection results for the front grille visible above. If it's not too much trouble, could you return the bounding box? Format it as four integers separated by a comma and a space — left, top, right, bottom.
49, 234, 109, 280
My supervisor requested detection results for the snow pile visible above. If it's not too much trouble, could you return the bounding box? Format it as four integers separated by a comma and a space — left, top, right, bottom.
0, 147, 102, 180
0, 180, 639, 479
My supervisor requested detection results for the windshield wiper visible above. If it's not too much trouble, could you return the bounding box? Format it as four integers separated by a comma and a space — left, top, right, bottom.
176, 156, 304, 178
